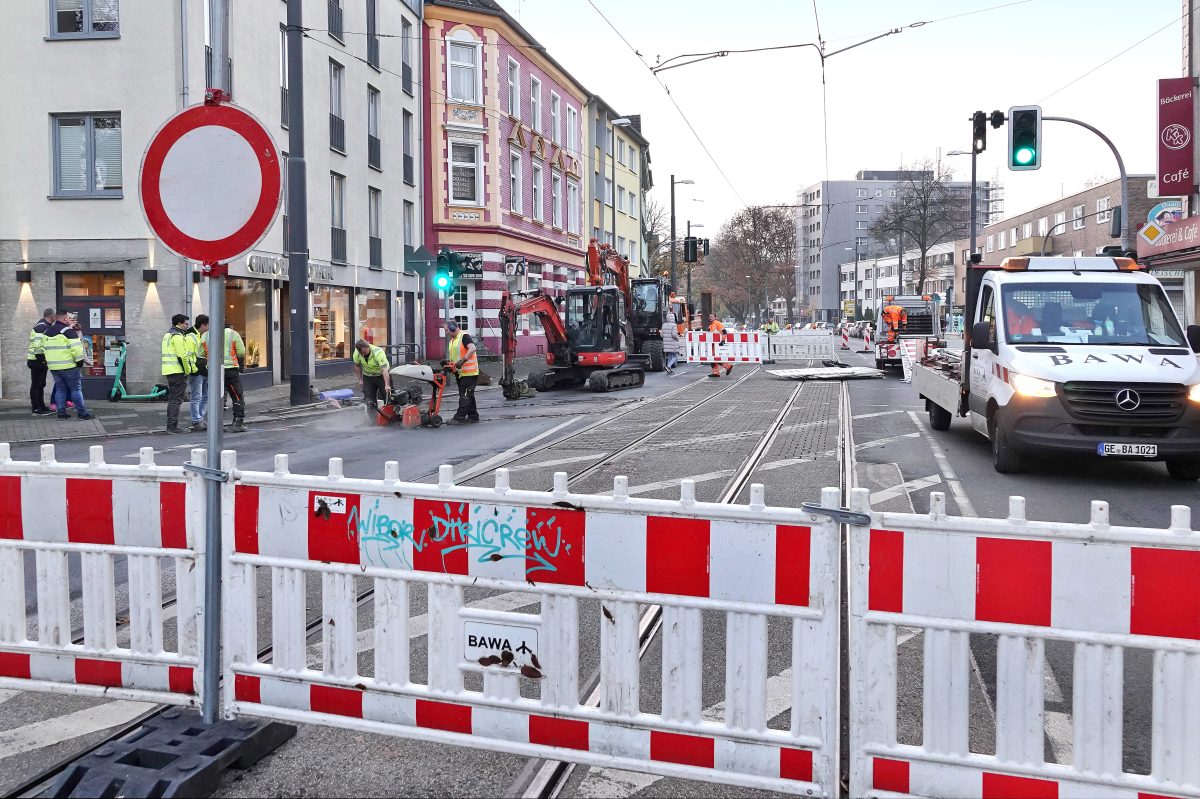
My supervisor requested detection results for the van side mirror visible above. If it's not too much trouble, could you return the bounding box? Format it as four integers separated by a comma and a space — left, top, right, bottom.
1187, 324, 1200, 354
971, 321, 993, 352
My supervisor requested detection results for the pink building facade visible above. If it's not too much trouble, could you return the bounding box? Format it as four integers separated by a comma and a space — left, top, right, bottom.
422, 0, 589, 359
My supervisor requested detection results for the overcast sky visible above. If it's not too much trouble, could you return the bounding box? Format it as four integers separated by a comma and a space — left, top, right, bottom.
510, 0, 1185, 237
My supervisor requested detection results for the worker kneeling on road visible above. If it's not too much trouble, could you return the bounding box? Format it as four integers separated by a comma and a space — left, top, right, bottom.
881, 304, 908, 343
353, 339, 391, 410
707, 314, 733, 377
446, 320, 480, 423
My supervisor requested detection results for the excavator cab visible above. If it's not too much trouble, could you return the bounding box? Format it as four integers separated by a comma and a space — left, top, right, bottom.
565, 286, 625, 353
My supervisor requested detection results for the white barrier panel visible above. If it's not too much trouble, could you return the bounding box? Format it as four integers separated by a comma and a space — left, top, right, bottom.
847, 488, 1199, 799
0, 443, 204, 707
899, 340, 919, 383
766, 332, 836, 362
686, 331, 765, 364
221, 455, 841, 796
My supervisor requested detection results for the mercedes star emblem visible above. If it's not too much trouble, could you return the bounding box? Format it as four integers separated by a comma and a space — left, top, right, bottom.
1115, 388, 1141, 412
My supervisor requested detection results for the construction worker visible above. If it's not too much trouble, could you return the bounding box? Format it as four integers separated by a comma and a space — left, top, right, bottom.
353, 338, 392, 410
44, 309, 93, 420
162, 313, 196, 433
27, 308, 55, 416
707, 314, 733, 377
1006, 298, 1037, 338
202, 323, 248, 433
765, 318, 780, 335
881, 304, 908, 343
186, 314, 209, 432
445, 320, 479, 423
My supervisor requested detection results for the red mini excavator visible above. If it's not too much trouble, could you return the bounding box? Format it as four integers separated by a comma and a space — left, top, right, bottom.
498, 242, 650, 399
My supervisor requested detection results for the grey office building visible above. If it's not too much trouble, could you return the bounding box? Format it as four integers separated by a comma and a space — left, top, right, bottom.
796, 170, 992, 321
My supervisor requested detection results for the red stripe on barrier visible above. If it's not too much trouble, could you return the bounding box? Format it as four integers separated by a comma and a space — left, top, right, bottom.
413, 499, 469, 575
649, 730, 714, 768
1139, 793, 1186, 799
528, 714, 589, 751
525, 507, 585, 586
308, 491, 361, 565
982, 772, 1058, 798
1130, 548, 1200, 640
872, 758, 909, 793
66, 479, 114, 545
0, 476, 21, 539
234, 485, 260, 555
0, 651, 31, 679
159, 482, 187, 549
75, 658, 122, 688
311, 684, 364, 718
976, 538, 1051, 626
646, 516, 709, 597
775, 525, 812, 606
234, 673, 261, 703
415, 699, 472, 734
868, 530, 904, 612
779, 748, 814, 781
168, 666, 194, 694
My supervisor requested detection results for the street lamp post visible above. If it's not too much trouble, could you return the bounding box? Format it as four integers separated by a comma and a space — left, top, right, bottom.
947, 148, 979, 258
669, 176, 694, 292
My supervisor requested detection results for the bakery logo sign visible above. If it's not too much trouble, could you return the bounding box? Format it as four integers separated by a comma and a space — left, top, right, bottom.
1157, 77, 1196, 196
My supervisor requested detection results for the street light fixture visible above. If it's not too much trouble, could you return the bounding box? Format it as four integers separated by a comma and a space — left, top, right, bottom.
670, 176, 695, 292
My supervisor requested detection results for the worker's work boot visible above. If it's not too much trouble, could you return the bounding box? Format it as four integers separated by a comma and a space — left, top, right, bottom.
230, 419, 247, 433
724, 365, 734, 376
709, 367, 720, 378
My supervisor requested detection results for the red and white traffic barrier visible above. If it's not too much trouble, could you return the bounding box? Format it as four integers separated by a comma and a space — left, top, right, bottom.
841, 329, 851, 350
685, 331, 764, 364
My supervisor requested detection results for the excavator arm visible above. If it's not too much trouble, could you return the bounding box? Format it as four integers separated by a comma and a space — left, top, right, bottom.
499, 291, 568, 398
586, 239, 633, 311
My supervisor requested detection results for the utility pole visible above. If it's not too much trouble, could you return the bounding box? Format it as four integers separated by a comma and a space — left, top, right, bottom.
286, 0, 311, 405
669, 175, 677, 291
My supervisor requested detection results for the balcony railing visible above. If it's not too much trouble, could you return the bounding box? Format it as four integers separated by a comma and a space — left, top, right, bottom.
280, 86, 289, 127
331, 226, 347, 263
368, 34, 380, 68
204, 46, 232, 94
330, 114, 345, 152
402, 63, 413, 96
369, 236, 383, 269
403, 154, 414, 186
368, 135, 381, 170
328, 0, 343, 41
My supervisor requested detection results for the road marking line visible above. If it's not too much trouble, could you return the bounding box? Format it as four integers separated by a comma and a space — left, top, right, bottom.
852, 410, 907, 420
869, 474, 942, 505
502, 454, 600, 473
0, 688, 19, 706
855, 432, 921, 451
758, 457, 812, 471
0, 700, 152, 759
614, 470, 735, 496
906, 410, 977, 517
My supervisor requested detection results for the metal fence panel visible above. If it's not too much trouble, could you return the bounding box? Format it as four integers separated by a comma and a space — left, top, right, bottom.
221, 455, 842, 796
0, 443, 205, 707
847, 488, 1200, 799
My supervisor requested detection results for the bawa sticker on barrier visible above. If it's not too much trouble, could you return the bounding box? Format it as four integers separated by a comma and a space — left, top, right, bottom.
768, 332, 837, 362
847, 488, 1200, 799
221, 454, 842, 797
685, 331, 765, 364
0, 444, 205, 706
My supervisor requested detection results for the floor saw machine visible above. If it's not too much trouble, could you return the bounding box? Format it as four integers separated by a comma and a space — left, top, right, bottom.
371, 361, 452, 428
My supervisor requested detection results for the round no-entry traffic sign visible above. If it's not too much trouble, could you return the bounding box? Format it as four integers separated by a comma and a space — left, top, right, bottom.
140, 102, 282, 264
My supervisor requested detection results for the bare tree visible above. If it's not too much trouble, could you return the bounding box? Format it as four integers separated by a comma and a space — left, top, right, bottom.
642, 196, 670, 278
869, 160, 968, 294
703, 206, 797, 323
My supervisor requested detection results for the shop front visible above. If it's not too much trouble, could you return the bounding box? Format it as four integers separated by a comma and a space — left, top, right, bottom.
56, 271, 127, 400
1136, 215, 1200, 328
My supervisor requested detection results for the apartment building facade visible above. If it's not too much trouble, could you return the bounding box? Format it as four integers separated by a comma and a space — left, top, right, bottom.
585, 99, 652, 276
0, 0, 424, 397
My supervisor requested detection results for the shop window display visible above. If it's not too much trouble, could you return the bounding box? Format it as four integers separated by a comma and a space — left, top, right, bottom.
314, 285, 352, 359
357, 288, 389, 345
225, 278, 270, 369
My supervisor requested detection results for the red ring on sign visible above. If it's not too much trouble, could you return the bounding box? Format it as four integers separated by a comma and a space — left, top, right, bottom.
140, 104, 281, 264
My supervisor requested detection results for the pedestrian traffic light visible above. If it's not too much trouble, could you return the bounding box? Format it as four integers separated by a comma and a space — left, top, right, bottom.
1008, 106, 1042, 171
434, 247, 454, 292
971, 110, 987, 154
702, 238, 710, 255
683, 237, 698, 263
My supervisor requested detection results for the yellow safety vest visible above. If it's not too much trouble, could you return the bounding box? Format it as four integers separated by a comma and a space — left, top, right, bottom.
44, 326, 84, 371
447, 332, 479, 376
353, 345, 389, 377
201, 328, 246, 369
162, 329, 194, 376
27, 321, 51, 361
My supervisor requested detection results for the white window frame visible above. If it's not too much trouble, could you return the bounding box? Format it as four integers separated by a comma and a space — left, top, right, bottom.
618, 235, 626, 255
1009, 226, 1018, 244
507, 57, 520, 118
986, 234, 994, 253
403, 199, 414, 249
50, 0, 120, 39
448, 139, 482, 206
368, 87, 381, 138
628, 191, 637, 219
617, 186, 626, 214
401, 18, 412, 81
1037, 216, 1048, 236
567, 179, 580, 234
566, 106, 579, 154
330, 172, 345, 228
447, 33, 482, 105
549, 93, 560, 145
329, 60, 344, 117
618, 138, 626, 166
855, 220, 868, 230
530, 76, 542, 133
1055, 211, 1066, 229
1022, 222, 1032, 239
875, 189, 884, 197
531, 160, 543, 222
551, 170, 562, 228
855, 204, 867, 213
368, 187, 382, 238
510, 150, 523, 214
1072, 204, 1085, 230
998, 231, 1006, 249
604, 177, 613, 207
51, 112, 123, 198
856, 188, 868, 197
628, 147, 636, 172
1096, 196, 1111, 223
279, 24, 288, 92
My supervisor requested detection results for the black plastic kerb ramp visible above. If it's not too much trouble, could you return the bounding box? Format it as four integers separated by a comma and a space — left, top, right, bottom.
47, 709, 296, 798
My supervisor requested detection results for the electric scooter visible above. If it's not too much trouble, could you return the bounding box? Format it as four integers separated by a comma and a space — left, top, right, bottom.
108, 341, 168, 401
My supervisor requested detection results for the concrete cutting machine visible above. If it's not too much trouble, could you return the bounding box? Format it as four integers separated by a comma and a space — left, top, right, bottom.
373, 362, 450, 428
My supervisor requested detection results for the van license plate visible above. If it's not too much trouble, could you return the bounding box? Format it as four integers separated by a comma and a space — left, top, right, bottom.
1098, 442, 1157, 458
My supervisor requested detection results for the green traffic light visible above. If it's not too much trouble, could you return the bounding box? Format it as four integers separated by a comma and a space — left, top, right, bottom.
1014, 147, 1036, 165
434, 272, 451, 290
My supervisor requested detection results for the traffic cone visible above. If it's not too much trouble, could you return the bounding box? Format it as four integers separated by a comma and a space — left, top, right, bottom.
862, 329, 872, 353
841, 329, 850, 350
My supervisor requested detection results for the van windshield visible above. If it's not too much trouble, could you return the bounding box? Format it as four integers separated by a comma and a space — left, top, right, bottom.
1000, 282, 1185, 346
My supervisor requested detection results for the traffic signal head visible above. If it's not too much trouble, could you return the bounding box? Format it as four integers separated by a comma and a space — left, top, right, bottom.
702, 238, 710, 256
1008, 105, 1042, 171
434, 248, 454, 291
683, 236, 698, 263
971, 111, 987, 154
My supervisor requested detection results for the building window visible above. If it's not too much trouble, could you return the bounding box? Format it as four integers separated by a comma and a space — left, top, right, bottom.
628, 147, 636, 172
403, 200, 414, 250
617, 138, 626, 166
224, 279, 270, 370
329, 60, 345, 152
604, 177, 613, 207
401, 18, 413, 94
1009, 226, 1018, 244
855, 204, 867, 213
313, 285, 352, 360
532, 161, 543, 222
51, 0, 119, 38
448, 36, 480, 104
889, 189, 897, 197
856, 237, 867, 248
1022, 222, 1032, 239
450, 141, 481, 205
1054, 211, 1066, 230
1096, 196, 1111, 223
402, 109, 416, 184
507, 58, 520, 118
618, 236, 626, 255
327, 0, 343, 41
330, 172, 346, 262
606, 126, 613, 155
566, 106, 580, 154
856, 188, 867, 197
279, 25, 289, 127
998, 231, 1006, 249
357, 289, 389, 346
567, 180, 580, 234
875, 189, 883, 197
855, 221, 868, 230
628, 191, 637, 218
1072, 204, 1085, 230
368, 87, 382, 170
52, 113, 122, 197
365, 0, 379, 67
530, 76, 542, 133
986, 234, 994, 253
1037, 216, 1048, 236
551, 170, 562, 228
509, 151, 522, 213
550, 93, 560, 145
617, 186, 626, 214
368, 187, 382, 268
